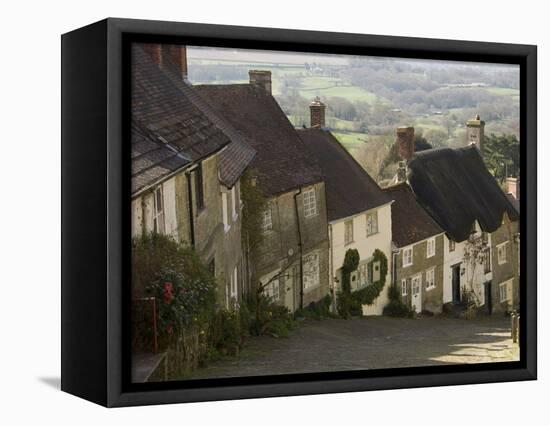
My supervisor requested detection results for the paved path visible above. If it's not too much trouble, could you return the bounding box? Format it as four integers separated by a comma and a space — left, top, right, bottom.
185, 316, 519, 379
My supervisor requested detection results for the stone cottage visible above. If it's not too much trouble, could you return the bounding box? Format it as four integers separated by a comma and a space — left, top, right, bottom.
297, 99, 394, 315
407, 144, 520, 314
383, 182, 445, 314
131, 44, 256, 308
195, 73, 330, 312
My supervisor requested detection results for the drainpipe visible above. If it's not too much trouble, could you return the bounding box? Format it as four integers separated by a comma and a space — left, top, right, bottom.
185, 171, 195, 247
293, 188, 304, 310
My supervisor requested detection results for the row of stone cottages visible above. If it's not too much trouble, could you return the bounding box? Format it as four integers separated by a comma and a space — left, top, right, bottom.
131, 43, 520, 316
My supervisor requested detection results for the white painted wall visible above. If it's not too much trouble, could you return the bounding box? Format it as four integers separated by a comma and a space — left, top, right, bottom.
329, 202, 393, 316
131, 176, 179, 241
443, 223, 491, 305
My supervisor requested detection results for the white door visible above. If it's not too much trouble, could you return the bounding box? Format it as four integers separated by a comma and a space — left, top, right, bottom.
411, 274, 422, 313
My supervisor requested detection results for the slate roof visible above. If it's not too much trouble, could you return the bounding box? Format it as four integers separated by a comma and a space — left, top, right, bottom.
297, 128, 391, 222
195, 84, 324, 196
382, 183, 443, 248
131, 121, 191, 195
407, 146, 519, 243
131, 45, 255, 195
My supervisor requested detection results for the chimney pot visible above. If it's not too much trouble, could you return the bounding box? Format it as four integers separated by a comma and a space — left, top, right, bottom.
506, 177, 520, 200
309, 96, 326, 128
249, 70, 272, 94
396, 126, 415, 161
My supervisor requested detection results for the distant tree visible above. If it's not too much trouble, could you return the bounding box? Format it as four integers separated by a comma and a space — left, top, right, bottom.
424, 128, 448, 148
482, 133, 520, 182
414, 132, 433, 152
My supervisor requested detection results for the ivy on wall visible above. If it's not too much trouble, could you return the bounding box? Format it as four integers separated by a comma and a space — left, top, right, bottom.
337, 248, 388, 318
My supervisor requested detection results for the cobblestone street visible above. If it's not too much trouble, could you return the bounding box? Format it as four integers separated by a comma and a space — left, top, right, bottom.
185, 315, 519, 380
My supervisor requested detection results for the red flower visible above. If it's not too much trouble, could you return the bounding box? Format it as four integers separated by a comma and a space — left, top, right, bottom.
166, 324, 173, 335
163, 282, 174, 304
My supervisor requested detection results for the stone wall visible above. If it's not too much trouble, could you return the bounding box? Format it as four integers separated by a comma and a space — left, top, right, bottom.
251, 181, 330, 311
395, 234, 445, 314
490, 213, 520, 313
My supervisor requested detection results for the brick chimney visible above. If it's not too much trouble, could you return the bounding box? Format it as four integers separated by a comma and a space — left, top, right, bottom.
142, 44, 162, 66
249, 70, 272, 94
309, 97, 326, 128
466, 114, 485, 152
141, 43, 188, 79
163, 44, 188, 79
506, 177, 520, 200
396, 126, 415, 161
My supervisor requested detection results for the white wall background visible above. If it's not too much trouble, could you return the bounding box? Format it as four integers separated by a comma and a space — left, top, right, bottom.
0, 0, 545, 424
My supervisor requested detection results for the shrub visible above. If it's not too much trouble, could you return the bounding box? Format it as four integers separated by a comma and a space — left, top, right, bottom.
383, 300, 414, 318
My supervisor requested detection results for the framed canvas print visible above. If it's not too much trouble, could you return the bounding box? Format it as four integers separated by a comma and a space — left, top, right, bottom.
61, 18, 537, 407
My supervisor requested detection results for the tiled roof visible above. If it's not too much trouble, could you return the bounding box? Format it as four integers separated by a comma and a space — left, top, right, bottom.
195, 84, 324, 196
383, 183, 443, 248
131, 121, 191, 195
297, 128, 391, 221
131, 45, 255, 195
407, 146, 519, 243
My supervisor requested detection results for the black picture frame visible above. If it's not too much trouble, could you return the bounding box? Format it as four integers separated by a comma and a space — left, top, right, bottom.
61, 17, 537, 407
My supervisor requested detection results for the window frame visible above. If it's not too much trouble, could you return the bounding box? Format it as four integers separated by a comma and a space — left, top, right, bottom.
497, 241, 508, 265
499, 279, 512, 303
425, 268, 435, 291
261, 204, 273, 233
303, 252, 320, 290
366, 210, 379, 237
426, 237, 436, 258
344, 219, 354, 245
401, 278, 407, 296
402, 246, 413, 267
449, 239, 456, 252
303, 188, 318, 218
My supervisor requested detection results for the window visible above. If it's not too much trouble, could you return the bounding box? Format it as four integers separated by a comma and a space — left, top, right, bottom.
303, 252, 320, 290
499, 280, 512, 303
426, 237, 436, 258
344, 220, 354, 245
403, 246, 413, 267
449, 239, 456, 252
222, 192, 230, 232
411, 274, 422, 296
153, 186, 164, 234
265, 280, 280, 300
303, 189, 318, 218
261, 205, 273, 232
231, 185, 238, 221
366, 211, 378, 236
260, 270, 280, 301
425, 268, 435, 290
497, 242, 508, 265
401, 279, 407, 296
195, 164, 204, 210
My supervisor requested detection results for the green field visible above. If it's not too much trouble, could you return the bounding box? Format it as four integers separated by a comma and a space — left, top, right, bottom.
298, 77, 378, 104
331, 131, 369, 151
485, 87, 520, 97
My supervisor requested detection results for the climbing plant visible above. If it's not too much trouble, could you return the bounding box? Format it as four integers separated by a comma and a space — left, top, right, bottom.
337, 248, 388, 318
336, 249, 360, 318
351, 249, 388, 306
